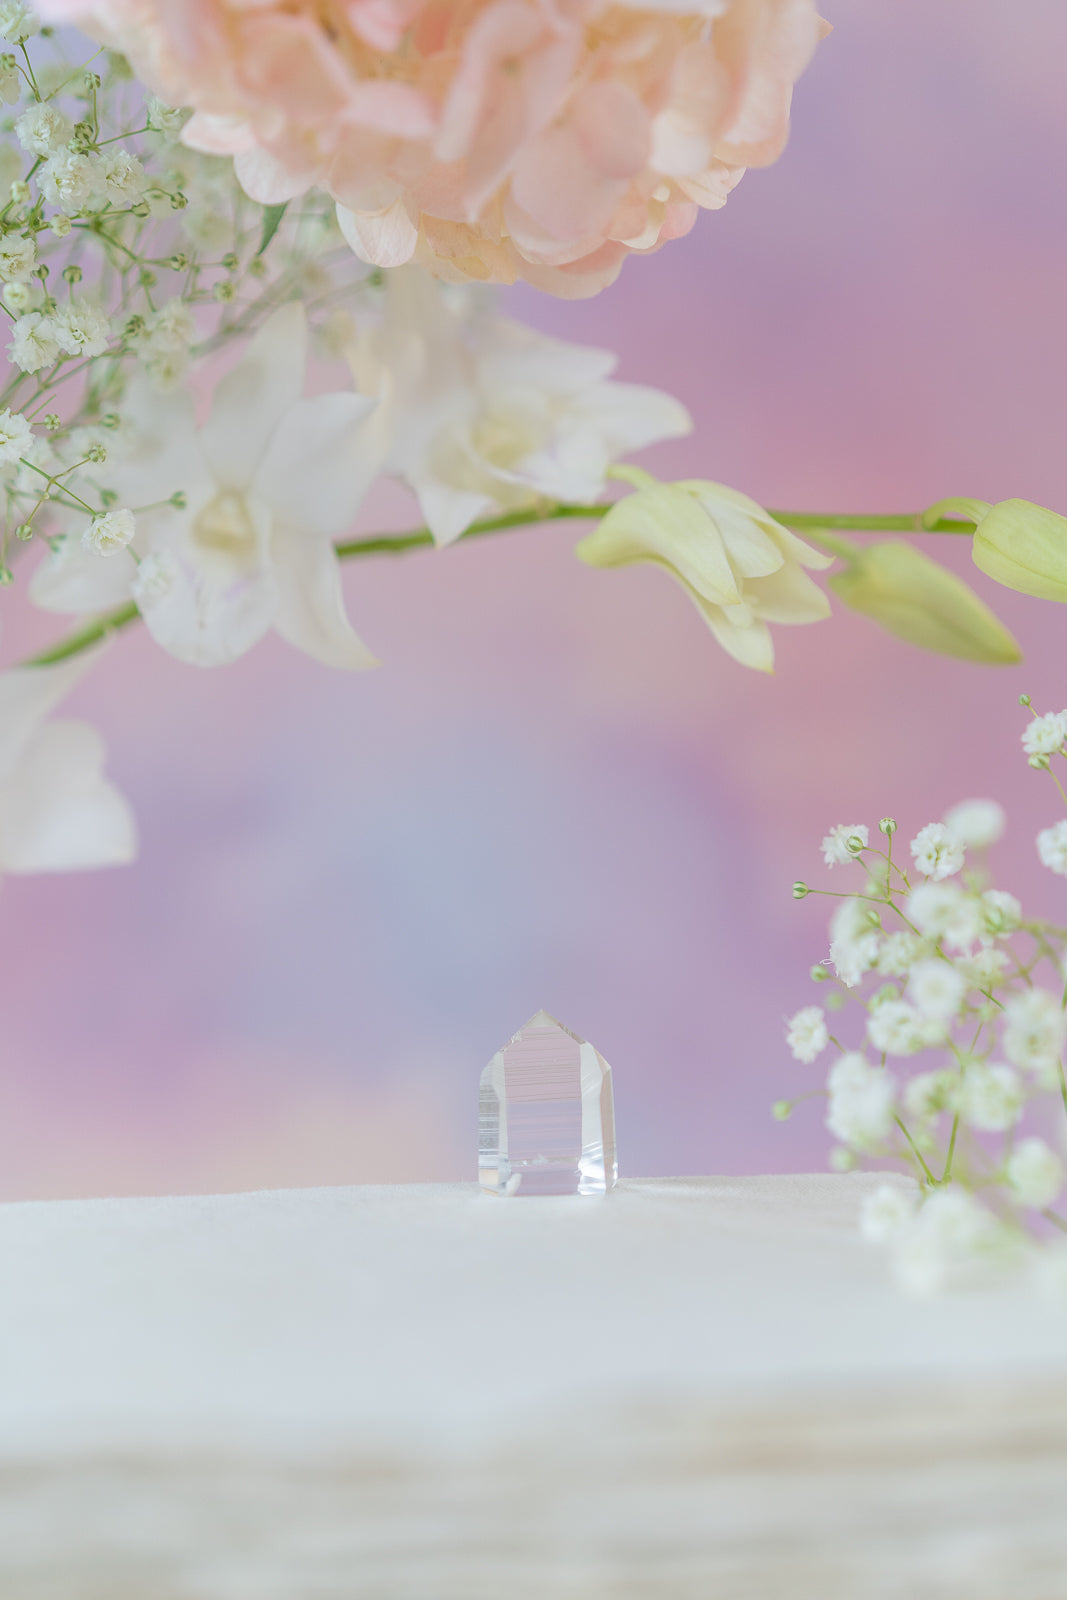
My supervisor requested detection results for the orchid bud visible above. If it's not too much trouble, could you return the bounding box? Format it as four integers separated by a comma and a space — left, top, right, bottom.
971, 499, 1067, 603
829, 541, 1020, 664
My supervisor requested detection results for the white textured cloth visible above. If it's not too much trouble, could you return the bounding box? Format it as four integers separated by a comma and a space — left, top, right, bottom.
2, 1175, 1067, 1594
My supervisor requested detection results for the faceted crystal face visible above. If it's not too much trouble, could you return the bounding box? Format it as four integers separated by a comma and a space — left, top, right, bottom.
479, 1010, 617, 1196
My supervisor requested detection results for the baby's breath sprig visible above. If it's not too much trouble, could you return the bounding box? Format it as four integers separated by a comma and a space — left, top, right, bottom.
779, 706, 1067, 1294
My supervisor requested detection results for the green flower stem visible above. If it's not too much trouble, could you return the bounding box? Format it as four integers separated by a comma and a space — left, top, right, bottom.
775, 511, 924, 533
27, 601, 140, 666
14, 500, 966, 672
895, 1115, 937, 1187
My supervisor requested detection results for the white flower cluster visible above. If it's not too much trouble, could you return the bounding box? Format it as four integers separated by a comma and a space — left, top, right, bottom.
0, 21, 693, 880
782, 738, 1067, 1294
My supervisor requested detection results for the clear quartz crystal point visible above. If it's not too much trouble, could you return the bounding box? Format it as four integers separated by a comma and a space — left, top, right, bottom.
479, 1010, 617, 1197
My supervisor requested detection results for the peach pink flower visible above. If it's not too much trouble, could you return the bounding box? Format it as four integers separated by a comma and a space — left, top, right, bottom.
43, 0, 828, 297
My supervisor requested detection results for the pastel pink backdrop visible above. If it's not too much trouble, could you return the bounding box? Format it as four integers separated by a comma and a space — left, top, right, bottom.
2, 0, 1066, 1198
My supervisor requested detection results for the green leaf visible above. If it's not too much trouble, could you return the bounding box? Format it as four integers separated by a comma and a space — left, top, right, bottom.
256, 203, 288, 257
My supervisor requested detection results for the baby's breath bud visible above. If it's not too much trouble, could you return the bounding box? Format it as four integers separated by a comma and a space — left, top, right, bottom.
810, 964, 830, 982
99, 487, 118, 508
139, 267, 157, 288
43, 413, 59, 431
14, 522, 32, 541
0, 565, 13, 586
865, 909, 882, 928
168, 253, 189, 272
123, 314, 145, 339
879, 817, 897, 835
86, 442, 107, 463
829, 1146, 857, 1172
9, 179, 28, 204
1019, 693, 1032, 707
169, 192, 188, 211
826, 990, 846, 1012
221, 252, 239, 272
101, 412, 120, 430
212, 280, 236, 303
130, 200, 150, 219
792, 881, 809, 900
1029, 753, 1051, 770
248, 257, 267, 279
846, 833, 865, 854
170, 490, 187, 510
772, 1099, 793, 1122
50, 214, 72, 238
62, 264, 82, 285
34, 263, 48, 279
83, 72, 101, 90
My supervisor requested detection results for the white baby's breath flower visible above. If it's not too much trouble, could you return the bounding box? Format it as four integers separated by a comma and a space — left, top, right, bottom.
1022, 711, 1067, 757
785, 1005, 828, 1064
99, 148, 146, 202
828, 896, 880, 988
957, 1062, 1023, 1132
892, 1189, 1001, 1296
15, 101, 71, 156
1002, 989, 1065, 1076
821, 823, 869, 867
960, 945, 1011, 990
1, 279, 30, 312
943, 798, 1005, 850
906, 958, 966, 1023
826, 1052, 895, 1149
144, 298, 195, 353
860, 1181, 919, 1243
0, 405, 31, 467
0, 1, 40, 43
39, 150, 98, 210
83, 508, 136, 557
904, 1069, 957, 1120
1007, 1138, 1063, 1210
145, 96, 187, 139
130, 547, 178, 606
906, 882, 984, 952
51, 299, 111, 359
980, 888, 1022, 935
876, 931, 927, 977
1037, 820, 1067, 877
9, 309, 58, 373
910, 821, 965, 881
0, 231, 35, 283
866, 999, 930, 1056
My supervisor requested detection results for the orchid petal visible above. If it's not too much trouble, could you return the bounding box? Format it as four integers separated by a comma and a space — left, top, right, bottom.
272, 535, 378, 670
256, 392, 379, 537
200, 303, 308, 492
0, 719, 137, 873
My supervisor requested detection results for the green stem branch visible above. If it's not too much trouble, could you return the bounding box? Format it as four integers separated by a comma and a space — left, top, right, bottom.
13, 501, 955, 671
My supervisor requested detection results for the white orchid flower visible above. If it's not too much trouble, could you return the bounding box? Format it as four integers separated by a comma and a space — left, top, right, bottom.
0, 654, 136, 873
576, 468, 832, 671
347, 267, 692, 547
32, 304, 381, 670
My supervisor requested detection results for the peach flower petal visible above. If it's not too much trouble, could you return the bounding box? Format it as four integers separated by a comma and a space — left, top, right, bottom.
49, 0, 827, 296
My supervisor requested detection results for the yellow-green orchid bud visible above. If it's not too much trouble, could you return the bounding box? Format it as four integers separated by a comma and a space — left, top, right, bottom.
576, 471, 831, 673
829, 541, 1020, 664
971, 499, 1067, 602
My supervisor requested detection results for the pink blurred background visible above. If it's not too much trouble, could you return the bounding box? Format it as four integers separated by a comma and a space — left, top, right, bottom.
2, 0, 1067, 1198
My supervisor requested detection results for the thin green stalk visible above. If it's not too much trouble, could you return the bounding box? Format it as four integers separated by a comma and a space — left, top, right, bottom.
895, 1115, 937, 1187
11, 500, 971, 673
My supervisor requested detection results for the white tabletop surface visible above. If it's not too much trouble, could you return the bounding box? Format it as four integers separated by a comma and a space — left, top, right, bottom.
2, 1173, 1066, 1457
